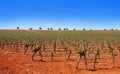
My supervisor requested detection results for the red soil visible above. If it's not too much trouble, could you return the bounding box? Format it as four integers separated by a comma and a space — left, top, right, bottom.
0, 46, 120, 74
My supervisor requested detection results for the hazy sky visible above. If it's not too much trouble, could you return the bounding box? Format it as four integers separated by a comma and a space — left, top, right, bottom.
0, 0, 120, 30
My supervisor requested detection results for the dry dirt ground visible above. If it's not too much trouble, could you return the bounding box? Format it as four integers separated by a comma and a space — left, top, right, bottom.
0, 46, 120, 74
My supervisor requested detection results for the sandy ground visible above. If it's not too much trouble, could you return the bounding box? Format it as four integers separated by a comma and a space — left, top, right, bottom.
0, 46, 120, 74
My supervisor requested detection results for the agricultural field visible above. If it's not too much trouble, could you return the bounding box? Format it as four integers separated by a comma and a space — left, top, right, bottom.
0, 30, 120, 74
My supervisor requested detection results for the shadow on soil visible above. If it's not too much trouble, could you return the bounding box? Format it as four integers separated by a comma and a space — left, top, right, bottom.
87, 68, 109, 71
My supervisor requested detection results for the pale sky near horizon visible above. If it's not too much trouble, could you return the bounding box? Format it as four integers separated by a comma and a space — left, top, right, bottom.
0, 0, 120, 30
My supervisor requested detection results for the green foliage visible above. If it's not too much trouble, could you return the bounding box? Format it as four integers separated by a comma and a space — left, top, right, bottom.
0, 30, 120, 43
96, 49, 100, 55
113, 52, 118, 56
33, 45, 41, 51
24, 41, 30, 46
77, 48, 86, 55
63, 45, 67, 49
30, 41, 34, 45
108, 49, 113, 53
90, 49, 93, 54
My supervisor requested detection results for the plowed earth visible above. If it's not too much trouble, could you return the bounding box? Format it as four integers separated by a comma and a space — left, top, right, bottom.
0, 46, 120, 74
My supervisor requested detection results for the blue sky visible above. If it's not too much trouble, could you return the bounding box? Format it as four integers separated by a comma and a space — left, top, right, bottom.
0, 0, 120, 30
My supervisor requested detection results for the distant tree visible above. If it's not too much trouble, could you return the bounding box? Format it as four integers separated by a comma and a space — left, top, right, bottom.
63, 28, 68, 31
90, 29, 92, 31
39, 27, 42, 30
83, 28, 86, 31
50, 27, 53, 30
48, 28, 50, 30
111, 29, 114, 31
66, 28, 68, 31
58, 28, 61, 31
104, 29, 107, 31
29, 28, 32, 30
73, 28, 76, 31
17, 27, 19, 30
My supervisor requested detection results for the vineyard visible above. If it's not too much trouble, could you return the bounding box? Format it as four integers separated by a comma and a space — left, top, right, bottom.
0, 30, 120, 74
